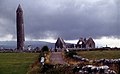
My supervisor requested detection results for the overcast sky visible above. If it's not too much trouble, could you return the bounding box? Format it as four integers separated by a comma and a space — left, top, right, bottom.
0, 0, 119, 42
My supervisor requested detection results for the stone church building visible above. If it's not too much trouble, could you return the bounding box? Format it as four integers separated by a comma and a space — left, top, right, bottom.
55, 37, 95, 50
76, 37, 95, 48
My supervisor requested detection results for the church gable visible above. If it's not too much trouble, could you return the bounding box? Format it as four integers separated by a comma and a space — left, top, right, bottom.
55, 37, 66, 49
86, 38, 95, 48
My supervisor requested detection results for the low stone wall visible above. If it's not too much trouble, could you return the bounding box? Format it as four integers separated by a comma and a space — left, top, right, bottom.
72, 55, 120, 74
67, 48, 120, 51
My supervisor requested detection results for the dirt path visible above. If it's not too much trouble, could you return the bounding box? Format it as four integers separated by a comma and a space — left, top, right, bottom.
50, 52, 66, 64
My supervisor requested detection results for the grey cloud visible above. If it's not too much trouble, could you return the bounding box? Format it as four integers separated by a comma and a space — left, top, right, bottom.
0, 0, 119, 40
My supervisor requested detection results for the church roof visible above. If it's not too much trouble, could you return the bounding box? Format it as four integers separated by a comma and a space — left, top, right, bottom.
55, 37, 66, 48
56, 37, 65, 44
86, 37, 95, 44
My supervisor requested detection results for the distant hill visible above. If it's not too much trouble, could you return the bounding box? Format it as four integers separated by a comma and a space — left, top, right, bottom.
0, 41, 54, 49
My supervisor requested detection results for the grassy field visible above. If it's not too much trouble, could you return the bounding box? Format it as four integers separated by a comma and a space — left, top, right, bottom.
0, 53, 39, 74
77, 50, 120, 60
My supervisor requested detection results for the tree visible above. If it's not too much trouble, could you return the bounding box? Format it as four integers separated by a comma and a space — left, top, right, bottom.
41, 46, 49, 52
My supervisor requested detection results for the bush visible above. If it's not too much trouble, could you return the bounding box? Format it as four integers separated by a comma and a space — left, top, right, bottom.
41, 46, 49, 52
65, 51, 77, 58
41, 63, 54, 73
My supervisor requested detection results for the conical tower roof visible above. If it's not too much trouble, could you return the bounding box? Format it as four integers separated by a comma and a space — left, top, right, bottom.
16, 4, 23, 12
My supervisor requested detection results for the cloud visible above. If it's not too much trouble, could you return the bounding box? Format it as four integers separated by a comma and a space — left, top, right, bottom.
0, 0, 119, 40
94, 36, 120, 48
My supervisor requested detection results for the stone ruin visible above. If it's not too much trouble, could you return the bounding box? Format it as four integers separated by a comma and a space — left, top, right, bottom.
76, 37, 95, 48
55, 37, 66, 50
55, 37, 95, 50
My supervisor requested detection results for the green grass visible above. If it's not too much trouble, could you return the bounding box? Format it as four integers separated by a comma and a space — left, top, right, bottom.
77, 50, 120, 60
0, 53, 39, 74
